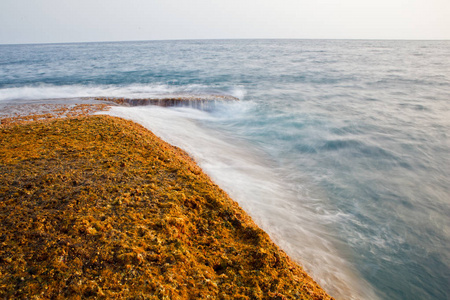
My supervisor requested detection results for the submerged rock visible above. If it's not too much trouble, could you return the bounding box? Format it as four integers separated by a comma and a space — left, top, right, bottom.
94, 95, 239, 110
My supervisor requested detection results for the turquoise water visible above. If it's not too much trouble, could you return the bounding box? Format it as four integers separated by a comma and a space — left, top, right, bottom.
1, 40, 449, 299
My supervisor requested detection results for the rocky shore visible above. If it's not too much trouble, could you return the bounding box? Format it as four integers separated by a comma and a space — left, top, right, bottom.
0, 107, 333, 299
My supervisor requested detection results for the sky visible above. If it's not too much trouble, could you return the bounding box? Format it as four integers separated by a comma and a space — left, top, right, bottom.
1, 0, 449, 44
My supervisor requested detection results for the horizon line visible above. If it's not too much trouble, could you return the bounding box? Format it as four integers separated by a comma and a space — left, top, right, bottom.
1, 37, 449, 46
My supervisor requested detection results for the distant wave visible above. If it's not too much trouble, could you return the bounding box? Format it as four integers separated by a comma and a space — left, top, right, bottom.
0, 84, 246, 102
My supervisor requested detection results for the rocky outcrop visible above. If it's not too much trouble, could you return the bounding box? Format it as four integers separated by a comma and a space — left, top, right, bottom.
0, 116, 333, 300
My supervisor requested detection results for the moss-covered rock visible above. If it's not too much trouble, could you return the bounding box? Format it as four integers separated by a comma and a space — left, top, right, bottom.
0, 116, 332, 299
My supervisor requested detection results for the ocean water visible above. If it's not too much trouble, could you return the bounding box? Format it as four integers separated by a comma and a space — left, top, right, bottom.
1, 39, 449, 299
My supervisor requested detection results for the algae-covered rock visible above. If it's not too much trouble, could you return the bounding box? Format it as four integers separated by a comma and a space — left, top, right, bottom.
0, 116, 333, 299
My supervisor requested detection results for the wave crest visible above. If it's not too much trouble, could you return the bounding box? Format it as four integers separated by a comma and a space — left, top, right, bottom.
0, 84, 245, 102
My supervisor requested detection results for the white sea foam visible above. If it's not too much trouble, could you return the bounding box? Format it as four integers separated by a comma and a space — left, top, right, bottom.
100, 105, 380, 300
0, 84, 245, 102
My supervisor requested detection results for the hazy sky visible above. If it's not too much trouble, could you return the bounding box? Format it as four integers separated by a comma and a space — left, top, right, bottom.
1, 0, 449, 44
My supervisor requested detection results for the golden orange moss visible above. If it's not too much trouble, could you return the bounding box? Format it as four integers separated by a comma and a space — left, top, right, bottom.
0, 116, 333, 299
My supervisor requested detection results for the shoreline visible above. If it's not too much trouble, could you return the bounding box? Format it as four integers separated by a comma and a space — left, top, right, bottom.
0, 105, 333, 299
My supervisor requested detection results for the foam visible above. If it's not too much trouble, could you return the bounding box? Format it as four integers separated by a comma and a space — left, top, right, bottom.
0, 84, 246, 102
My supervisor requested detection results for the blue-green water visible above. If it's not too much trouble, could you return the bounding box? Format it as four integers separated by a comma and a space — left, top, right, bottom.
1, 40, 449, 299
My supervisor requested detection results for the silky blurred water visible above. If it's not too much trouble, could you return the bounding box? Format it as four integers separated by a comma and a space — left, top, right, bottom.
1, 39, 449, 299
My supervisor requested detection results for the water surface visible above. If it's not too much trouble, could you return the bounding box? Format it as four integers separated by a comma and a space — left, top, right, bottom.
1, 39, 449, 300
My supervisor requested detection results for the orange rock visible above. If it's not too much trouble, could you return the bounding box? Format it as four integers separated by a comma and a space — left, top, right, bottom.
0, 116, 333, 299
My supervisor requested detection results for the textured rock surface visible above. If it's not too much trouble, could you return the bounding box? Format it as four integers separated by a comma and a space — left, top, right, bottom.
0, 116, 333, 299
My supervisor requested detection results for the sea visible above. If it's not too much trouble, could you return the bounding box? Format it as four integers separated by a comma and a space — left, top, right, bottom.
0, 39, 449, 300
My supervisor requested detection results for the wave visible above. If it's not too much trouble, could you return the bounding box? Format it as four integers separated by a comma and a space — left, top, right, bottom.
0, 84, 246, 102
